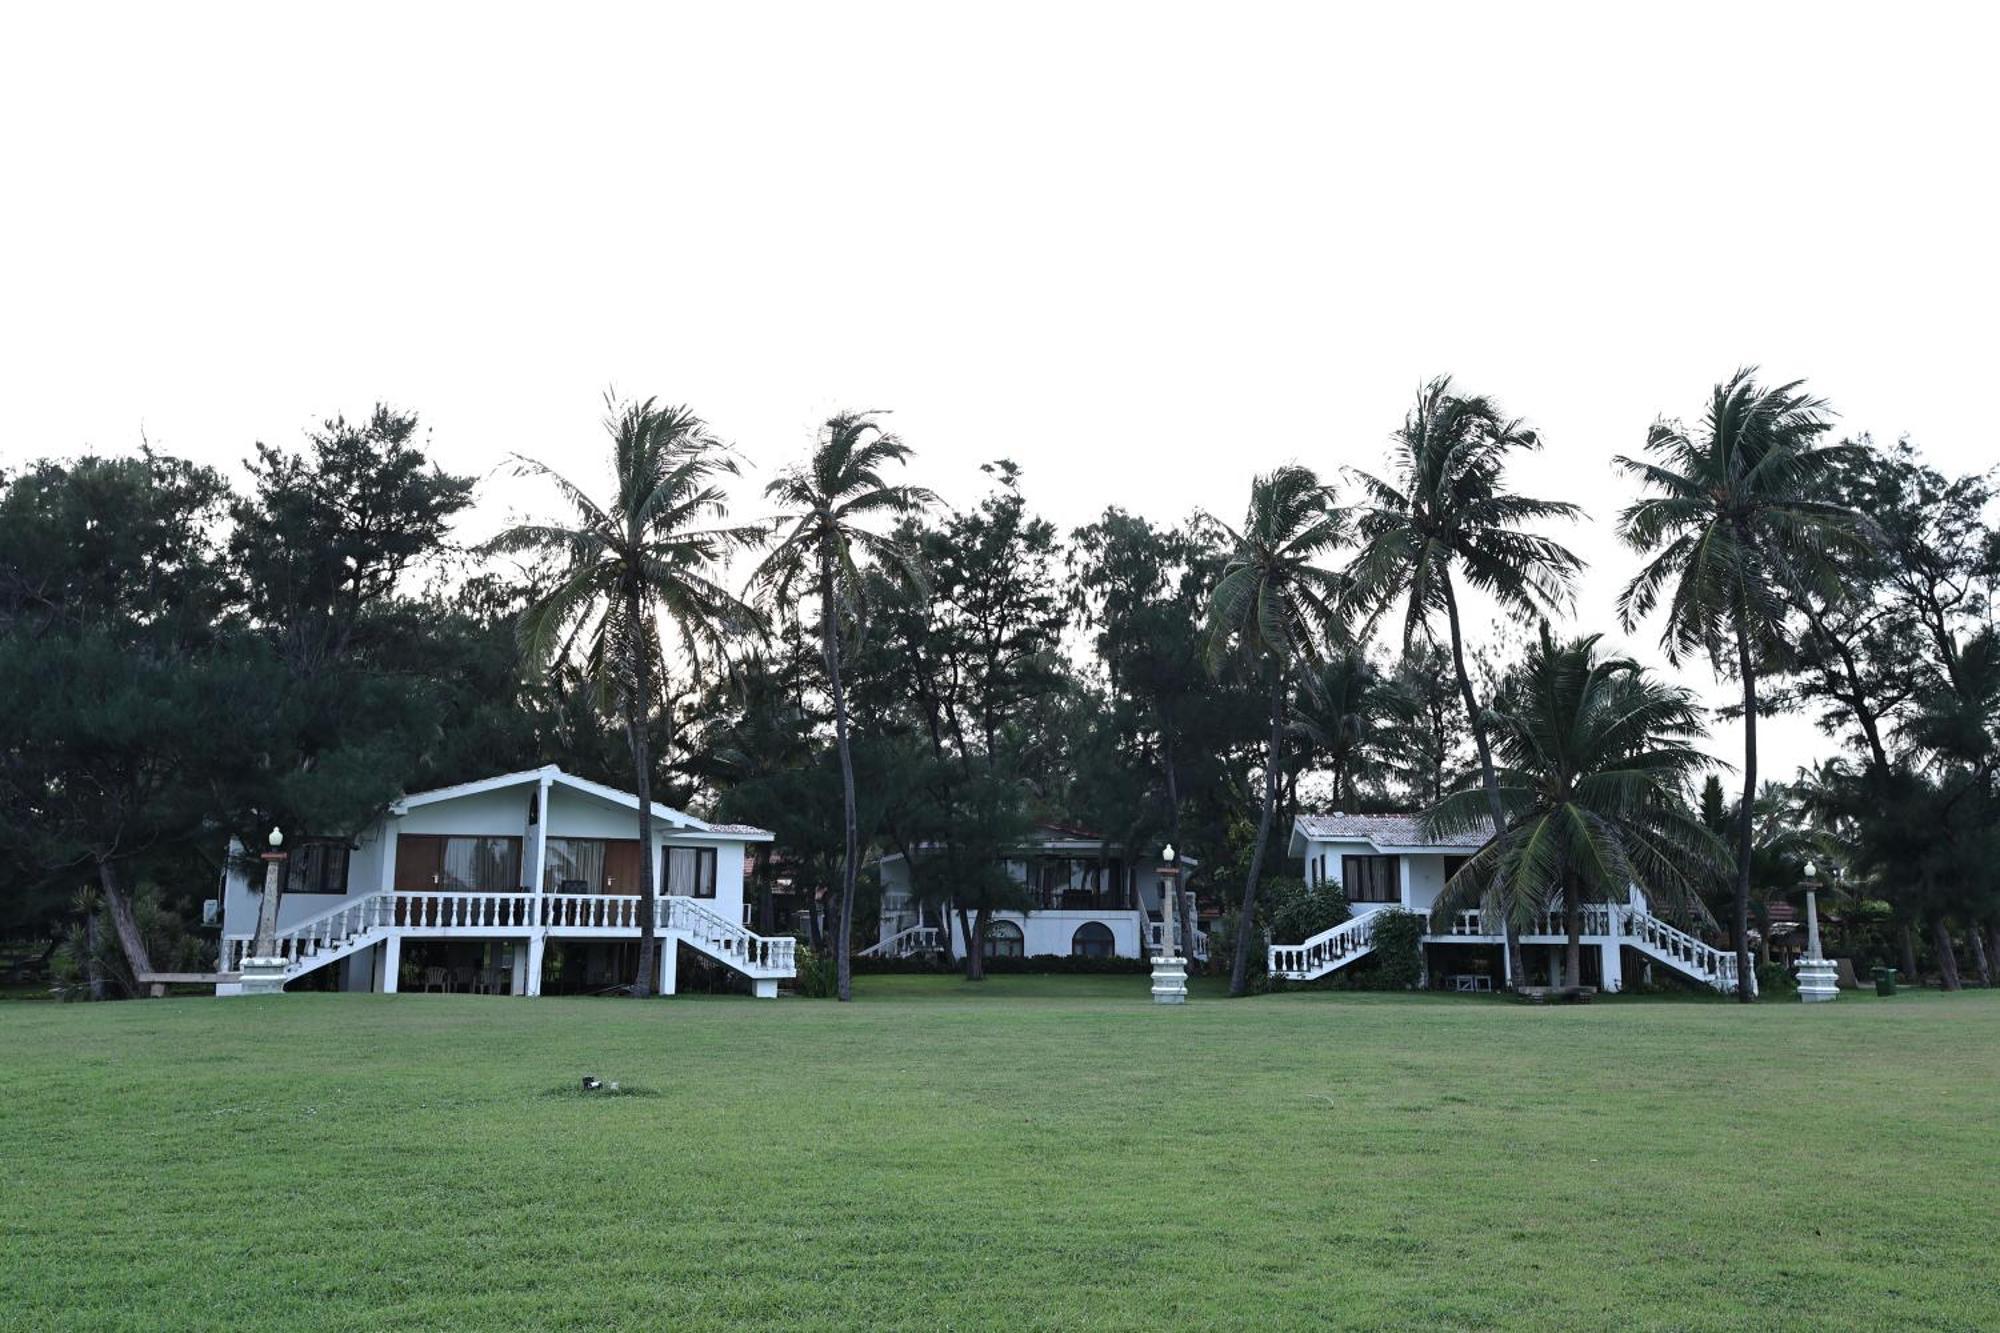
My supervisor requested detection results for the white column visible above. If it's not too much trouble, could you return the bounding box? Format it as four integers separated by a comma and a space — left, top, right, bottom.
657, 939, 678, 996
380, 936, 401, 993
510, 944, 528, 996
1600, 941, 1623, 993
525, 936, 545, 997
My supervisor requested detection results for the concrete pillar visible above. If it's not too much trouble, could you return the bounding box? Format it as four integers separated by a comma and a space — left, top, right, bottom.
379, 936, 401, 993
510, 943, 529, 996
1600, 941, 1624, 994
657, 938, 678, 996
525, 935, 545, 996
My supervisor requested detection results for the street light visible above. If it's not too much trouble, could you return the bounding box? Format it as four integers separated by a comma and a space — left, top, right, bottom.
1797, 858, 1837, 1002
1150, 842, 1188, 1005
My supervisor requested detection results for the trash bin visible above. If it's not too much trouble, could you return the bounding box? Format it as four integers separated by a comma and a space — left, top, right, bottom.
1873, 966, 1897, 997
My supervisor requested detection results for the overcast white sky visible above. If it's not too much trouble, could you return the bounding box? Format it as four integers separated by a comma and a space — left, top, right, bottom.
4, 2, 1996, 785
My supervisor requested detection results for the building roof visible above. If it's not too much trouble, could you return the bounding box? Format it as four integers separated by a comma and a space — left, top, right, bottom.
390, 766, 773, 841
1289, 812, 1492, 855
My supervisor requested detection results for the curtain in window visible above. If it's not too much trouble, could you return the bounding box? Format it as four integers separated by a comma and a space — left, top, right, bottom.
441, 837, 520, 892
543, 838, 606, 893
665, 847, 715, 898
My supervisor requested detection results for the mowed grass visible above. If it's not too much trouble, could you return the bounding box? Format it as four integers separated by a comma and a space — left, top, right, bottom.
2, 979, 1996, 1331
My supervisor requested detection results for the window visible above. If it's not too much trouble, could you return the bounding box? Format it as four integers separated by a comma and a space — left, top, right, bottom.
544, 837, 607, 892
982, 919, 1024, 959
439, 837, 521, 892
286, 841, 351, 895
1442, 855, 1474, 888
1342, 854, 1400, 904
663, 846, 718, 899
1070, 921, 1116, 958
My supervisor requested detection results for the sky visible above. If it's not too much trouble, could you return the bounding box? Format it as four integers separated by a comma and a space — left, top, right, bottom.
3, 2, 1996, 787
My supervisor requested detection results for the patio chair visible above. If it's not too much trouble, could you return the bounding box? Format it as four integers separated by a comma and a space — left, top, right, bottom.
422, 965, 448, 993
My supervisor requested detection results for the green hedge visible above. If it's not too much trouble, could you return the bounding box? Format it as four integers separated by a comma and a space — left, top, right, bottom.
850, 952, 1150, 976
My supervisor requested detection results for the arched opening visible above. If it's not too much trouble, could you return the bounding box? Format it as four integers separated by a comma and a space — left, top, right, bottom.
982, 919, 1025, 960
1071, 921, 1116, 959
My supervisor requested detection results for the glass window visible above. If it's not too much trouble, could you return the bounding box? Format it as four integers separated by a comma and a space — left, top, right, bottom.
439, 837, 521, 892
544, 838, 607, 893
664, 846, 717, 899
1341, 854, 1400, 903
1071, 921, 1116, 958
286, 841, 351, 895
982, 919, 1024, 959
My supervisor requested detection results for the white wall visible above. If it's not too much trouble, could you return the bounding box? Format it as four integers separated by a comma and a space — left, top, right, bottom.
946, 908, 1143, 959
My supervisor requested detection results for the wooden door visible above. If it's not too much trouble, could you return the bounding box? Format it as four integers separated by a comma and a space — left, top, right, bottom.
603, 839, 642, 895
396, 835, 445, 890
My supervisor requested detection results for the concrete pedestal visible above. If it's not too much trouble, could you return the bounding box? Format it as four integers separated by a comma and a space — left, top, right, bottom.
238, 956, 289, 995
1797, 956, 1839, 1002
1150, 955, 1188, 1004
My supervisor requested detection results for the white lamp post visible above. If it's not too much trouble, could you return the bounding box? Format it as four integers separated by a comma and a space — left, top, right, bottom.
1150, 843, 1188, 1004
240, 826, 291, 995
1796, 859, 1838, 1002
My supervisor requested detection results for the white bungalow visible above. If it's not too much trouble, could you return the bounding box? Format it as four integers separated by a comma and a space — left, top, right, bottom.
216, 766, 794, 997
1272, 813, 1750, 994
866, 825, 1205, 963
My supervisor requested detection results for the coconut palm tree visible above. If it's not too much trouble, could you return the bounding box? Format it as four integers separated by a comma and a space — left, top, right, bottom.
1344, 377, 1583, 986
1203, 465, 1345, 996
1426, 628, 1724, 986
488, 396, 762, 996
1615, 369, 1861, 1001
750, 412, 934, 1002
1294, 646, 1414, 810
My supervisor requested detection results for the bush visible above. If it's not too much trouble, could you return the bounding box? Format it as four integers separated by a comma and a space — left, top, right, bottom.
1208, 910, 1271, 993
1264, 877, 1350, 945
1757, 960, 1797, 996
849, 951, 1150, 976
1354, 909, 1424, 990
791, 946, 839, 997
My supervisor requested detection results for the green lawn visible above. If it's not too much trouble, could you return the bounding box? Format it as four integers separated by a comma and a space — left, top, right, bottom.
2, 979, 1995, 1331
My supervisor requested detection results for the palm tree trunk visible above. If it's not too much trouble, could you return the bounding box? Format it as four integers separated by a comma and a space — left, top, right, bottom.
625, 584, 659, 998
1932, 917, 1962, 991
1730, 612, 1759, 1003
96, 859, 155, 997
1564, 877, 1582, 989
821, 555, 861, 1003
1439, 575, 1523, 987
1229, 669, 1287, 997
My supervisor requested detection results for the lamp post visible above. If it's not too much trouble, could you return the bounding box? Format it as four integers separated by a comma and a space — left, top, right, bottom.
1796, 859, 1838, 1003
240, 827, 291, 995
1150, 843, 1188, 1004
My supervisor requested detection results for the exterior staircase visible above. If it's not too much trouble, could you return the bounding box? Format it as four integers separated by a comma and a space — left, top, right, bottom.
1268, 912, 1380, 981
858, 924, 942, 959
1267, 904, 1752, 994
221, 890, 796, 989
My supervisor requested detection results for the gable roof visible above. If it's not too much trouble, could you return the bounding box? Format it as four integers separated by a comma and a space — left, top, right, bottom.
390, 766, 773, 841
1289, 812, 1491, 856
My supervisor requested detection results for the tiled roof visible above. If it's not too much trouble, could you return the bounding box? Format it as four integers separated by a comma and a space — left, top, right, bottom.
1294, 812, 1492, 850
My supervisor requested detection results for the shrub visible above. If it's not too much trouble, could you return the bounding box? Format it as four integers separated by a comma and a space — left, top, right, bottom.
791, 947, 839, 997
1361, 909, 1424, 990
1264, 877, 1350, 945
1208, 910, 1271, 993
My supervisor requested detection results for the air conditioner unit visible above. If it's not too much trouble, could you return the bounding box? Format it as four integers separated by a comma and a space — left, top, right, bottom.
201, 898, 221, 927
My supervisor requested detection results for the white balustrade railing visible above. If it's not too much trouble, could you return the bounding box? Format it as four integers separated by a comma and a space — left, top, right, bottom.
395, 891, 536, 930
659, 895, 796, 975
538, 892, 644, 930
1269, 912, 1378, 980
859, 924, 941, 959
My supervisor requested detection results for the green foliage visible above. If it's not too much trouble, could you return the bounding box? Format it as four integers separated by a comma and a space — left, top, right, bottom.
1261, 876, 1350, 945
791, 946, 839, 998
1365, 909, 1426, 989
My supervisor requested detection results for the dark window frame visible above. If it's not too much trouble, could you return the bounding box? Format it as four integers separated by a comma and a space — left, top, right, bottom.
662, 845, 719, 899
286, 840, 352, 895
1342, 854, 1401, 904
